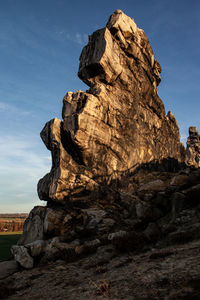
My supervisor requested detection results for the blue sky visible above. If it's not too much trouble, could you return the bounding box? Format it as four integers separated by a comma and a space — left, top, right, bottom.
0, 0, 200, 213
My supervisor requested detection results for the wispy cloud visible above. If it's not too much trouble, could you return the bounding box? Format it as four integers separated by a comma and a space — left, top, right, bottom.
0, 134, 51, 176
74, 33, 88, 45
0, 101, 31, 116
56, 30, 88, 45
0, 134, 51, 213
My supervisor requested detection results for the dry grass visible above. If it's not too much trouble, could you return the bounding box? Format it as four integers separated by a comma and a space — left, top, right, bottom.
0, 232, 22, 235
89, 279, 119, 299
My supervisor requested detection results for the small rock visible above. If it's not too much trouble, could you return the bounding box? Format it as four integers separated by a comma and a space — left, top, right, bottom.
170, 174, 188, 186
11, 245, 33, 269
26, 240, 47, 257
138, 180, 166, 199
83, 208, 107, 230
98, 218, 115, 233
84, 239, 101, 248
143, 193, 154, 201
69, 239, 80, 247
144, 222, 160, 241
108, 230, 127, 241
135, 202, 151, 219
139, 179, 165, 192
17, 206, 46, 245
170, 192, 187, 219
152, 191, 169, 210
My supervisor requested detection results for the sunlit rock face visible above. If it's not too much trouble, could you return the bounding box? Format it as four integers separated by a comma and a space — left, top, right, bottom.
38, 10, 185, 203
186, 126, 200, 167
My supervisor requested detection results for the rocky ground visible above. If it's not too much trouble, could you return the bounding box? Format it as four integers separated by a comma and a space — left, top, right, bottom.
1, 240, 200, 299
1, 166, 200, 299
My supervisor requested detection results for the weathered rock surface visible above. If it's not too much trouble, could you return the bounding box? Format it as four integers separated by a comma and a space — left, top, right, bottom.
0, 261, 18, 280
15, 166, 200, 268
186, 126, 200, 167
11, 246, 33, 269
38, 9, 185, 203
17, 206, 46, 245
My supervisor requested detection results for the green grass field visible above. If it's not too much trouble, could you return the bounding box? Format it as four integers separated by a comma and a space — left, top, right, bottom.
0, 232, 22, 261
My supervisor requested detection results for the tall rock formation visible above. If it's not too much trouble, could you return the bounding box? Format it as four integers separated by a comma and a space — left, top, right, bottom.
186, 126, 200, 167
4, 12, 200, 298
12, 10, 200, 273
38, 10, 185, 204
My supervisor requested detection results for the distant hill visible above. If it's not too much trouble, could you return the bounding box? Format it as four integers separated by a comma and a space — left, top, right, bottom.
0, 214, 28, 219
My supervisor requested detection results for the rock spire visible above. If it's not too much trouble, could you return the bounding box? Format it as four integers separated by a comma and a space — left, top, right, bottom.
186, 126, 200, 167
37, 9, 185, 203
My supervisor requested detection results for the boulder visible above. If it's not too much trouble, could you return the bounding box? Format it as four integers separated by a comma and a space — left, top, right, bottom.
170, 174, 189, 187
138, 180, 166, 199
136, 201, 162, 221
170, 192, 187, 219
26, 240, 47, 257
11, 245, 33, 269
17, 206, 46, 245
82, 208, 107, 230
43, 207, 65, 236
144, 222, 161, 241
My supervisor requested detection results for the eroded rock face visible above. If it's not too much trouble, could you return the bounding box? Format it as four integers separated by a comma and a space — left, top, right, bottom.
38, 10, 185, 203
186, 126, 200, 167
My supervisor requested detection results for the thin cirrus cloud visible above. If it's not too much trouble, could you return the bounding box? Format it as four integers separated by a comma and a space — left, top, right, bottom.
56, 30, 88, 45
74, 33, 88, 45
0, 134, 50, 213
0, 101, 31, 116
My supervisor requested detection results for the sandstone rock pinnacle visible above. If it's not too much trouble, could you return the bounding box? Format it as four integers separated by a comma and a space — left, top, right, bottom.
6, 12, 200, 298
186, 126, 200, 167
37, 10, 185, 203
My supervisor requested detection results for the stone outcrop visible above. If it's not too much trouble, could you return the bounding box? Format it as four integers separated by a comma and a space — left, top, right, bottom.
37, 9, 185, 203
3, 10, 200, 299
186, 126, 200, 167
9, 9, 200, 271
11, 9, 190, 269
12, 166, 200, 268
4, 167, 200, 298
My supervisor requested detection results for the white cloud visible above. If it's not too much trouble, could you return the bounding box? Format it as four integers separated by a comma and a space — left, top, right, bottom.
0, 135, 51, 177
56, 30, 88, 45
0, 134, 51, 213
75, 33, 82, 45
74, 33, 88, 45
0, 101, 31, 116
